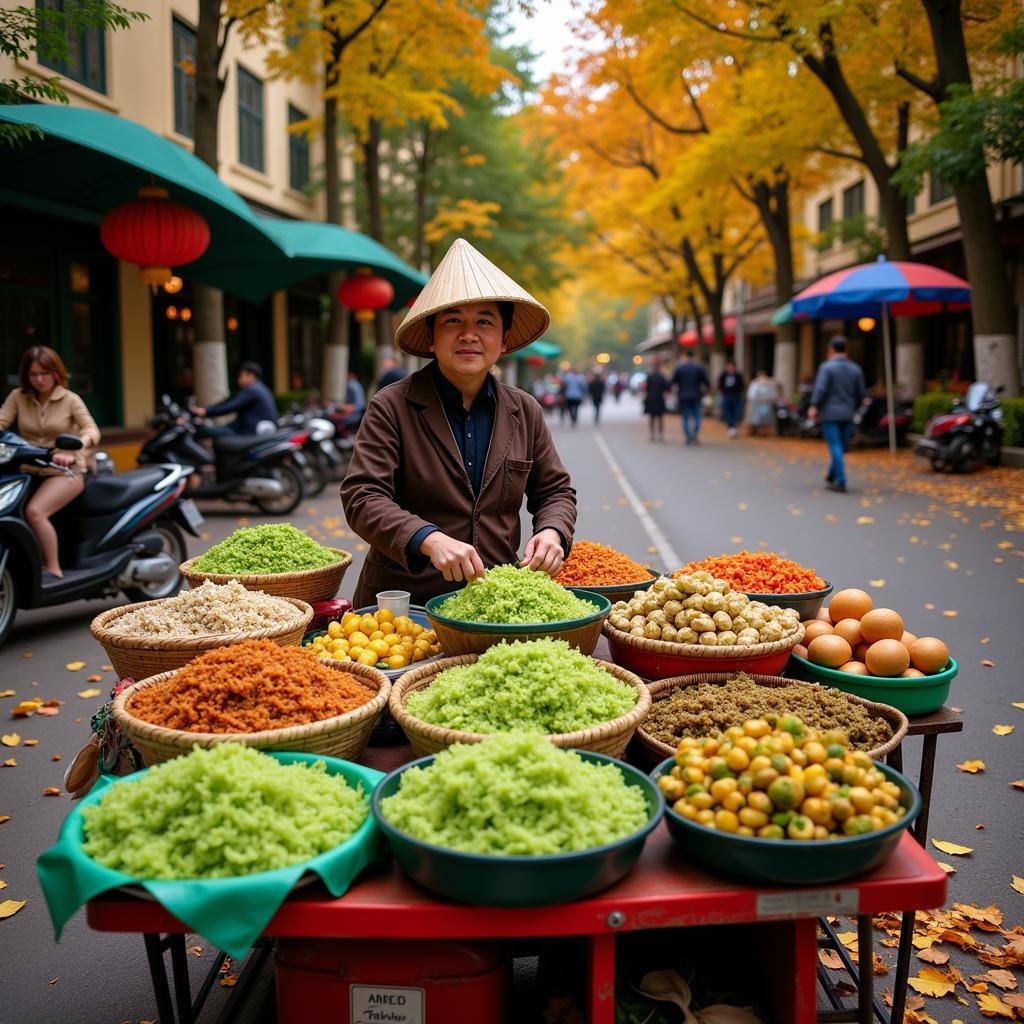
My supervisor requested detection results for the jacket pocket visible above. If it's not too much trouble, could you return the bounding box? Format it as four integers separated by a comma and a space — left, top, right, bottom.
498, 458, 533, 513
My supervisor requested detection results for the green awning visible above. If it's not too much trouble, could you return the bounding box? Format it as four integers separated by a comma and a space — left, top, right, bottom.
771, 302, 793, 326
0, 105, 283, 286
509, 339, 562, 361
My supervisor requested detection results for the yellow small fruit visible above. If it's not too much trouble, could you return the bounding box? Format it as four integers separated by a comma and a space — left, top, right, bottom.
358, 650, 378, 667
349, 631, 370, 647
327, 621, 343, 639
376, 608, 394, 623
387, 654, 407, 669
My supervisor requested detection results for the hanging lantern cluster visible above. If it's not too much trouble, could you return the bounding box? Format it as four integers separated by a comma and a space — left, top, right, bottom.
100, 185, 210, 290
337, 268, 395, 322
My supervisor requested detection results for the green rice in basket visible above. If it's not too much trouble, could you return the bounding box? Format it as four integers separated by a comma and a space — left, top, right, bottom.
81, 744, 366, 880
435, 564, 594, 624
192, 523, 341, 575
406, 638, 637, 734
380, 733, 650, 855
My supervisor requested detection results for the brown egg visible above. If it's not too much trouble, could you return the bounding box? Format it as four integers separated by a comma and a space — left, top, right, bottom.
860, 608, 905, 644
853, 642, 870, 662
900, 631, 918, 647
832, 618, 863, 648
803, 620, 835, 644
839, 661, 869, 675
829, 589, 873, 622
793, 643, 809, 660
865, 639, 911, 677
909, 637, 950, 675
816, 607, 833, 624
808, 634, 853, 669
901, 668, 925, 678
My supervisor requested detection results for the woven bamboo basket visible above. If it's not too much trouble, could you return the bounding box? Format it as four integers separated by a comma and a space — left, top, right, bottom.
634, 672, 908, 765
389, 654, 652, 758
90, 597, 313, 680
113, 660, 390, 766
179, 548, 352, 604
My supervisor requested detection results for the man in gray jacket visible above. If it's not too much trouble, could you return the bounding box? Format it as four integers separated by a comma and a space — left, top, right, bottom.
808, 336, 866, 493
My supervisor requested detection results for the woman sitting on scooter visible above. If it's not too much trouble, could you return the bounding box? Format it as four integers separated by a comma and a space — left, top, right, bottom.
0, 346, 100, 579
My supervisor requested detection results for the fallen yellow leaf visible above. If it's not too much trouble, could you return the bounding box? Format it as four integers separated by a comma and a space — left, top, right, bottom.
1012, 876, 1024, 897
932, 839, 974, 856
1, 734, 20, 747
0, 816, 8, 824
924, 601, 935, 609
1012, 780, 1024, 791
819, 949, 843, 970
65, 661, 86, 671
737, 502, 748, 511
943, 610, 959, 618
100, 664, 113, 672
937, 862, 957, 875
86, 674, 102, 683
908, 967, 957, 998
1012, 703, 1024, 711
2, 759, 15, 768
918, 947, 950, 966
972, 970, 1018, 991
42, 787, 60, 796
957, 760, 986, 774
870, 579, 886, 588
0, 899, 26, 919
977, 992, 1015, 1018
11, 699, 41, 717
0, 880, 6, 890
76, 689, 101, 699
22, 739, 37, 746
0, 690, 14, 698
856, 516, 875, 525
993, 725, 1015, 736
980, 637, 991, 644
980, 659, 996, 668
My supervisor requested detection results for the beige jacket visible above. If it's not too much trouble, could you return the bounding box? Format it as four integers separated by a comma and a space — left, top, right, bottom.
0, 386, 101, 474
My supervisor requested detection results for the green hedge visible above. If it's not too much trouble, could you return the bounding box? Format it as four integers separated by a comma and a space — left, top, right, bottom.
912, 391, 1024, 447
274, 389, 314, 413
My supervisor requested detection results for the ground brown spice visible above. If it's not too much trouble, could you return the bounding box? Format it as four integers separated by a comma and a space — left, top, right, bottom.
643, 674, 894, 751
129, 640, 374, 733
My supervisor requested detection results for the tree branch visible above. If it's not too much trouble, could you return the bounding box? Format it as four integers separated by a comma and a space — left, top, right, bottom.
814, 145, 869, 165
667, 0, 784, 43
893, 61, 942, 101
617, 65, 707, 135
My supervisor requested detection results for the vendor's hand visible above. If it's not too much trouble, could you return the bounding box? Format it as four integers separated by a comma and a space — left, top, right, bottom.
807, 405, 818, 421
421, 531, 485, 583
520, 529, 564, 576
51, 451, 76, 468
192, 406, 206, 417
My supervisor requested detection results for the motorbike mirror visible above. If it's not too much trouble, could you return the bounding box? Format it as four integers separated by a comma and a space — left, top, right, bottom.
55, 434, 83, 451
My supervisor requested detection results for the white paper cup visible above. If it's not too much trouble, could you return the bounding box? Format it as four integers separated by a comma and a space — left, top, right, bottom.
376, 590, 411, 617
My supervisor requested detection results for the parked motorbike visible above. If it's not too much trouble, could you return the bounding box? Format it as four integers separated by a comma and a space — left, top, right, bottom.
138, 396, 306, 514
273, 408, 342, 498
851, 394, 912, 448
915, 382, 1003, 473
0, 431, 201, 646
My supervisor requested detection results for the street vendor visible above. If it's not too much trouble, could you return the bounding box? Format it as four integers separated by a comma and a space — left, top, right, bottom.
340, 238, 576, 607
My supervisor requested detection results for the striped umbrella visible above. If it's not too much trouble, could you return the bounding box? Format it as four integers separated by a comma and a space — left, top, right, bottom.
791, 256, 971, 453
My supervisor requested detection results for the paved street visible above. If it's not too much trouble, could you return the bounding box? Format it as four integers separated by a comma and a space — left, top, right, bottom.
2, 394, 1021, 1024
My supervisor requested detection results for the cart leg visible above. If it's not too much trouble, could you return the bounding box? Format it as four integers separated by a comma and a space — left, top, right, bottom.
857, 915, 874, 1024
168, 935, 193, 1024
886, 744, 903, 774
586, 933, 616, 1024
913, 736, 937, 846
889, 911, 916, 1024
143, 933, 178, 1024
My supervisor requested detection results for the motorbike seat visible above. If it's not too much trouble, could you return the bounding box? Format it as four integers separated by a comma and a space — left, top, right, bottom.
74, 466, 174, 515
211, 433, 263, 453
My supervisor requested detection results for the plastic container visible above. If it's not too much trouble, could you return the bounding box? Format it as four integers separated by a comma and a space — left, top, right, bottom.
570, 570, 661, 605
372, 750, 664, 906
653, 756, 921, 884
743, 581, 833, 619
786, 654, 957, 717
376, 590, 411, 618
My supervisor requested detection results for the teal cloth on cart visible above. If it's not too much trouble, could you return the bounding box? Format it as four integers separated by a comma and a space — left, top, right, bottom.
37, 752, 385, 959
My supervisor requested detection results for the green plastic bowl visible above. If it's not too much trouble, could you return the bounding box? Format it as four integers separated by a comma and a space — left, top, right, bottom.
572, 570, 661, 605
654, 757, 921, 885
424, 588, 611, 634
743, 581, 834, 618
786, 654, 957, 716
372, 750, 664, 906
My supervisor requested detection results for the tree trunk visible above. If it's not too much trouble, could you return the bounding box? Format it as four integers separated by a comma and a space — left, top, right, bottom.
191, 0, 228, 406
412, 122, 432, 271
920, 0, 1019, 395
322, 39, 348, 401
361, 118, 392, 374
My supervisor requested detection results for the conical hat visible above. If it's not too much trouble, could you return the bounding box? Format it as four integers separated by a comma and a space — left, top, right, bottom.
395, 238, 550, 356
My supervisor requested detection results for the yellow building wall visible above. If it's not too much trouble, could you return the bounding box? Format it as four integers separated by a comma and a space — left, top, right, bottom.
118, 261, 156, 426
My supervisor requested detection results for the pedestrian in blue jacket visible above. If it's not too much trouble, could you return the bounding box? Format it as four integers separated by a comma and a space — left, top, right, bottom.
193, 362, 278, 435
671, 351, 710, 445
808, 336, 866, 492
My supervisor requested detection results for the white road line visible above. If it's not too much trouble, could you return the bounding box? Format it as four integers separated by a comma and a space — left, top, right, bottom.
593, 430, 680, 570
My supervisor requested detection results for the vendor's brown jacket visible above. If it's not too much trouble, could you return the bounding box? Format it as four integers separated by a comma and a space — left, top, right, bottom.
340, 364, 576, 607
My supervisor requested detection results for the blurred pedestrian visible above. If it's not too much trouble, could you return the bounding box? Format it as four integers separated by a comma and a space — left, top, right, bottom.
671, 351, 709, 445
643, 360, 669, 441
561, 367, 587, 427
718, 359, 745, 438
376, 355, 405, 391
808, 335, 866, 493
588, 371, 607, 424
746, 370, 776, 438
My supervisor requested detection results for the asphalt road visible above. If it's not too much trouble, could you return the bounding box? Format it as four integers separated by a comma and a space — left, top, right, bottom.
2, 393, 1020, 1024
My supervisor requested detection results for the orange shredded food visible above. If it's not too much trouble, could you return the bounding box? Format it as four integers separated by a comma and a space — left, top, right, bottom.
129, 639, 374, 733
555, 540, 653, 587
675, 551, 825, 594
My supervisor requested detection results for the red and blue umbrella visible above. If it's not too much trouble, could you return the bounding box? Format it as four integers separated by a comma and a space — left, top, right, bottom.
791, 256, 972, 453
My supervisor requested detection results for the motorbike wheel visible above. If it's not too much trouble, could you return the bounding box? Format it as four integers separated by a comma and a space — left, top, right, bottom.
987, 448, 1001, 467
253, 462, 304, 515
303, 449, 329, 499
0, 565, 18, 648
122, 521, 187, 603
949, 437, 975, 473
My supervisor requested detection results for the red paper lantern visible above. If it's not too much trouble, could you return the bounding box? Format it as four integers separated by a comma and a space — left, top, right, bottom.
100, 186, 210, 289
337, 270, 395, 322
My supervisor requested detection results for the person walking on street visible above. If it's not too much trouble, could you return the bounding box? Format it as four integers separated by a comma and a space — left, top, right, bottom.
375, 356, 406, 392
643, 361, 669, 441
746, 370, 777, 438
671, 351, 709, 444
718, 360, 745, 438
588, 371, 607, 424
561, 367, 587, 428
808, 335, 866, 493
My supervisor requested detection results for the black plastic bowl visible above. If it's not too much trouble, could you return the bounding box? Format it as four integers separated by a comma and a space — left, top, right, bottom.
372, 750, 664, 906
743, 581, 834, 619
653, 756, 921, 885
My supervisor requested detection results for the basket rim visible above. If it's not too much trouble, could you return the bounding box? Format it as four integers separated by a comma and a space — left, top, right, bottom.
742, 581, 834, 600
654, 755, 921, 848
424, 587, 611, 634
372, 749, 664, 864
113, 658, 390, 747
789, 652, 959, 686
635, 671, 909, 760
389, 653, 651, 747
602, 620, 804, 659
555, 570, 661, 594
179, 548, 352, 584
90, 597, 313, 651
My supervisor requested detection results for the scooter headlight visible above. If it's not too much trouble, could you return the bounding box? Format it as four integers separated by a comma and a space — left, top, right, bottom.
0, 443, 16, 465
0, 478, 26, 514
